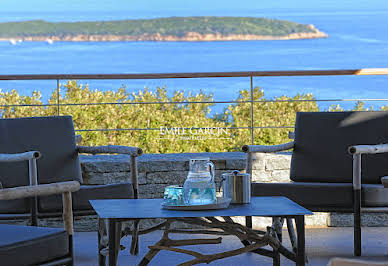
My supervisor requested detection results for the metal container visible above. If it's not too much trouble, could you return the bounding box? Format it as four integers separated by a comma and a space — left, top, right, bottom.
221, 170, 251, 204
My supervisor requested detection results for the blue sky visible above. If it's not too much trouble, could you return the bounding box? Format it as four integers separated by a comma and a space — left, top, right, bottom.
2, 0, 387, 12
1, 0, 387, 22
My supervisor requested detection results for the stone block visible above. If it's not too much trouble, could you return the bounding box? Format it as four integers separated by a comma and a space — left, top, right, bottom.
138, 172, 147, 185
146, 171, 188, 185
225, 158, 246, 170
265, 153, 291, 171
144, 193, 163, 199
232, 212, 328, 228
213, 160, 226, 170
251, 153, 265, 170
138, 159, 187, 172
83, 171, 133, 185
36, 215, 98, 232
229, 216, 272, 228
80, 155, 131, 172
328, 213, 388, 227
139, 183, 165, 196
305, 212, 328, 227
271, 170, 291, 182
251, 170, 272, 182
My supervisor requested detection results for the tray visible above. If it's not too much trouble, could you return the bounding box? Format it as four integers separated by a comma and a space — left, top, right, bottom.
162, 197, 231, 210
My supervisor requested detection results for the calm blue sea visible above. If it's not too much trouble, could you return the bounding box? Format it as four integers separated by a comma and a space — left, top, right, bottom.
1, 8, 388, 112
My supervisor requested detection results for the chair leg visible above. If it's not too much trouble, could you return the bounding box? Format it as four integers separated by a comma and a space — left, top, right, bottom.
108, 219, 121, 266
30, 196, 38, 226
354, 189, 362, 256
245, 216, 252, 228
115, 222, 122, 261
286, 218, 298, 254
130, 219, 140, 255
272, 217, 284, 266
98, 218, 108, 266
272, 217, 284, 242
67, 235, 74, 266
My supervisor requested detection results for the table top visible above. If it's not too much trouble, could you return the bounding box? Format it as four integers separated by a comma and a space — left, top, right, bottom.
90, 196, 312, 219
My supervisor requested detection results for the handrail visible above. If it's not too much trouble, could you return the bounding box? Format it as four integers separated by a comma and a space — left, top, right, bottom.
1, 68, 388, 80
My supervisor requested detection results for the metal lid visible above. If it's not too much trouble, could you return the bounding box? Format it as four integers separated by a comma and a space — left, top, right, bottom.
221, 170, 250, 178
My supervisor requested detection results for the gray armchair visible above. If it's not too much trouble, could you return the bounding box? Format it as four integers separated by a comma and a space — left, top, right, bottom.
0, 116, 142, 264
243, 111, 388, 257
0, 116, 142, 221
0, 149, 80, 265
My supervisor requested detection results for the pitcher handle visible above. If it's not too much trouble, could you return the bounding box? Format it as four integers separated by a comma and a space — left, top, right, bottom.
208, 161, 215, 182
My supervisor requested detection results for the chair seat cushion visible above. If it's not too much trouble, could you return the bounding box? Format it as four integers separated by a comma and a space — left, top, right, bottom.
39, 183, 134, 212
0, 224, 68, 266
252, 182, 388, 211
0, 199, 29, 214
363, 184, 388, 207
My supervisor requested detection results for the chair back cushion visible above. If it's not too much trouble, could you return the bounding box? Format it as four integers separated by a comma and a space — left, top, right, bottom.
290, 111, 388, 184
0, 116, 82, 188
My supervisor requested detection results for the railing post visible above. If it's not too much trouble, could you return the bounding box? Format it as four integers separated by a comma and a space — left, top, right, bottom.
250, 76, 254, 145
56, 79, 60, 116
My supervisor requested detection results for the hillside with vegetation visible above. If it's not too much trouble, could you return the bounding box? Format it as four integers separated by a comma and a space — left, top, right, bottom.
0, 16, 327, 41
0, 81, 372, 153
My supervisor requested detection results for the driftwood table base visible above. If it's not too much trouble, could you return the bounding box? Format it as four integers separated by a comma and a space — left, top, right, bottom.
138, 216, 303, 266
90, 197, 311, 266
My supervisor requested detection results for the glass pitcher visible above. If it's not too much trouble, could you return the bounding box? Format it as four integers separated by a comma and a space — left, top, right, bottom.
183, 158, 216, 205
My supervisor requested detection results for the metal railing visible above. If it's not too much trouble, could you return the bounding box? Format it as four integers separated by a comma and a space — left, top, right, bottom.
1, 68, 388, 145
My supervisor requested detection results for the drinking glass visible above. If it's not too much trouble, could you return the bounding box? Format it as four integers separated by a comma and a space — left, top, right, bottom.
163, 185, 184, 205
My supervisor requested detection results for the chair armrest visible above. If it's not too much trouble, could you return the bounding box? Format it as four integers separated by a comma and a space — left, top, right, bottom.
77, 145, 143, 157
0, 181, 80, 200
349, 143, 388, 190
0, 151, 40, 162
242, 141, 295, 153
348, 143, 388, 155
77, 145, 142, 198
0, 181, 80, 235
381, 176, 388, 188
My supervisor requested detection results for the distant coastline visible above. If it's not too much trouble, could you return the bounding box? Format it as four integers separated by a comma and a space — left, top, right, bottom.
0, 30, 327, 42
0, 16, 328, 42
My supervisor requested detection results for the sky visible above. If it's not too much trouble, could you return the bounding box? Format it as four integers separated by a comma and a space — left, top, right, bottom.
2, 0, 387, 13
1, 0, 387, 22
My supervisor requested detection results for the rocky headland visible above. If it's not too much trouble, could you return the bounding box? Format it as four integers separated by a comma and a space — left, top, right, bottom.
0, 17, 328, 42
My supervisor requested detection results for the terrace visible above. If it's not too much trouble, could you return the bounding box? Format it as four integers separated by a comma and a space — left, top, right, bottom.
1, 68, 388, 265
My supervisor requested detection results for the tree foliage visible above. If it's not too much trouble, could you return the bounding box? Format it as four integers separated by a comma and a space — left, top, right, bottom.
0, 81, 374, 153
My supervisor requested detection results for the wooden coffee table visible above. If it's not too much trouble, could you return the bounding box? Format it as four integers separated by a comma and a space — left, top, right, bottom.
90, 196, 312, 266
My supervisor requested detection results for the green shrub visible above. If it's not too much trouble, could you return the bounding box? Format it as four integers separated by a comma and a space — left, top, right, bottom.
0, 80, 374, 153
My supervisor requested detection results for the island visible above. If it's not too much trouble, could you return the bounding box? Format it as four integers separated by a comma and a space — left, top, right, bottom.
0, 16, 328, 42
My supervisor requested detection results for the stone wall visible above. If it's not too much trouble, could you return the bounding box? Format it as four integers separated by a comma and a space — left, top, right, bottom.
10, 151, 384, 230
80, 152, 388, 228
81, 152, 246, 199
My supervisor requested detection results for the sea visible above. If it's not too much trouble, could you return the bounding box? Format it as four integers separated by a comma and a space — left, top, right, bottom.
1, 7, 388, 113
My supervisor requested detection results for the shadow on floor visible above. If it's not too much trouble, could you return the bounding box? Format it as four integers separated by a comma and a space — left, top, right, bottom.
74, 227, 388, 266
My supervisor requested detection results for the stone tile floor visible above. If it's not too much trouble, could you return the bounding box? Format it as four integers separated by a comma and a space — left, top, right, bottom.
74, 227, 388, 265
